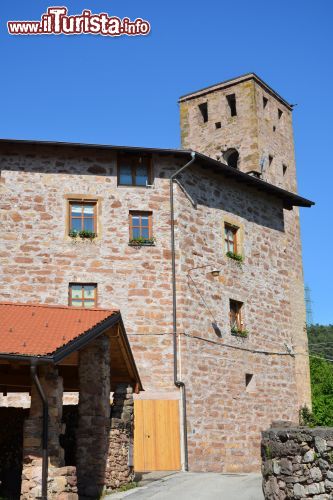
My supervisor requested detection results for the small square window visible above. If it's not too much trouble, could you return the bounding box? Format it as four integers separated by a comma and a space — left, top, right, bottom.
129, 211, 153, 243
69, 201, 97, 235
69, 283, 97, 308
229, 299, 243, 331
224, 223, 238, 254
118, 155, 152, 187
215, 122, 221, 129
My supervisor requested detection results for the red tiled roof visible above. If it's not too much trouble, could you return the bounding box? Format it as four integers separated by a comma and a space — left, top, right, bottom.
0, 302, 119, 357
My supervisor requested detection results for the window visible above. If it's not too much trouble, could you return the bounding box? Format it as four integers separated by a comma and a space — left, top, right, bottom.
245, 373, 255, 392
226, 94, 237, 117
215, 122, 221, 129
278, 109, 283, 119
224, 223, 238, 254
129, 211, 153, 241
245, 373, 253, 387
229, 300, 243, 331
268, 155, 273, 166
283, 164, 287, 176
69, 201, 97, 234
69, 284, 97, 308
118, 155, 152, 186
223, 148, 239, 169
263, 96, 268, 109
198, 102, 208, 123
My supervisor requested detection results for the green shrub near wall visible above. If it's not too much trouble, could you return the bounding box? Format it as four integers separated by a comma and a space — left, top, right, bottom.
304, 325, 333, 426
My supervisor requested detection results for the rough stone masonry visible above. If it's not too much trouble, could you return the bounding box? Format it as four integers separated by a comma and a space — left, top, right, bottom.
262, 426, 333, 499
0, 73, 312, 473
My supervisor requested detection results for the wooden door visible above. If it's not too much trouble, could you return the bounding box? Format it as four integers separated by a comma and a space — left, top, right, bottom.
134, 400, 181, 471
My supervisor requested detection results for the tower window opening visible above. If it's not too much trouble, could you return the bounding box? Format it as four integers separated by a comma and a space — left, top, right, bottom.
215, 122, 221, 129
283, 164, 287, 176
245, 373, 255, 392
223, 148, 239, 169
245, 373, 253, 387
278, 109, 283, 119
198, 102, 208, 123
263, 96, 268, 108
268, 155, 273, 166
226, 94, 237, 117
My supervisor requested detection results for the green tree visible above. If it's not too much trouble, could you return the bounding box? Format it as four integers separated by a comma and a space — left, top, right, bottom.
303, 325, 333, 426
309, 356, 333, 426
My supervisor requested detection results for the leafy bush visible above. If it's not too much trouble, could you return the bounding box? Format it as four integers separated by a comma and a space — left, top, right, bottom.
309, 356, 333, 426
305, 325, 333, 426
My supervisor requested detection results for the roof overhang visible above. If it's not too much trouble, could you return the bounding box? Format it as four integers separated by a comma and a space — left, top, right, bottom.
0, 138, 314, 209
0, 303, 143, 393
178, 72, 293, 110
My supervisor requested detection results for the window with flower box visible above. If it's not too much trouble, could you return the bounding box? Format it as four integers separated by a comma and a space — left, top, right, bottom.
129, 211, 154, 245
68, 201, 97, 238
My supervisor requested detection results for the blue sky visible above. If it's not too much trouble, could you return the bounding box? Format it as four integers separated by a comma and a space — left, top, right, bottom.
1, 1, 332, 323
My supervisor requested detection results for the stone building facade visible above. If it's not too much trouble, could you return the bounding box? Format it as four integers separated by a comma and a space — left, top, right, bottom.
0, 73, 313, 473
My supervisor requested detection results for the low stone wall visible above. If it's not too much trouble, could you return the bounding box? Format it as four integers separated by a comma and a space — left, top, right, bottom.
262, 426, 333, 499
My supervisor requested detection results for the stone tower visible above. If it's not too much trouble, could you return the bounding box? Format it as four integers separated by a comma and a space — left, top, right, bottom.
179, 73, 297, 193
179, 73, 311, 411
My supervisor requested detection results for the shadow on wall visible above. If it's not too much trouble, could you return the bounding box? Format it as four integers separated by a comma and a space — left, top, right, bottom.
178, 164, 285, 233
0, 408, 28, 500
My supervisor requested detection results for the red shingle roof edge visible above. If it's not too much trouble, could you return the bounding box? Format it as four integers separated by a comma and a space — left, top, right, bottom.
0, 302, 120, 358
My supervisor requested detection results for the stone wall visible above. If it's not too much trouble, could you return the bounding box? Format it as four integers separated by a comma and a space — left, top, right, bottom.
76, 334, 111, 498
179, 75, 296, 192
175, 164, 307, 472
0, 134, 310, 473
21, 365, 78, 499
0, 144, 178, 395
105, 384, 135, 491
262, 426, 333, 499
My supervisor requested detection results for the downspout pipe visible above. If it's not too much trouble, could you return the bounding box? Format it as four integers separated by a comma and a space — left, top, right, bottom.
30, 361, 49, 500
170, 151, 196, 471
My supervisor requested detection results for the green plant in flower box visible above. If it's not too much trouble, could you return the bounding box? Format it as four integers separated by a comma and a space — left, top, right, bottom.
129, 237, 155, 246
226, 251, 243, 262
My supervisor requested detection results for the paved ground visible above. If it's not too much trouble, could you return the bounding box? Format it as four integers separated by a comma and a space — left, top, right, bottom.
107, 472, 264, 499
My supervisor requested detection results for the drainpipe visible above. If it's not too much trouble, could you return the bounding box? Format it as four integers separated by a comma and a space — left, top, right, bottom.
170, 151, 196, 471
30, 362, 49, 500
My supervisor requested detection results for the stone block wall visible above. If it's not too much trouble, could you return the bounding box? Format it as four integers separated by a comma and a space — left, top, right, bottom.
175, 165, 308, 472
21, 365, 78, 499
179, 75, 296, 192
0, 137, 311, 473
76, 334, 111, 498
105, 384, 135, 491
262, 426, 333, 499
